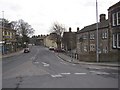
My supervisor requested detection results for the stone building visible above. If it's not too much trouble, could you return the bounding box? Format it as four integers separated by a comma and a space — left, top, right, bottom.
0, 27, 17, 54
44, 33, 57, 48
62, 27, 77, 51
77, 14, 110, 62
108, 1, 120, 61
0, 19, 16, 54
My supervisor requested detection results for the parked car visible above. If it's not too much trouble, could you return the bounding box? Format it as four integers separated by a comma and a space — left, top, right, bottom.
54, 48, 65, 52
24, 48, 30, 53
49, 46, 54, 50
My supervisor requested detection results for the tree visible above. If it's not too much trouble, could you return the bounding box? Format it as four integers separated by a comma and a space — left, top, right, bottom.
11, 19, 35, 47
0, 18, 11, 29
50, 22, 66, 49
11, 19, 34, 37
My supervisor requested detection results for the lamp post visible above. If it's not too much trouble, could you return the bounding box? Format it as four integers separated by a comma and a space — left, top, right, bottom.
96, 0, 99, 62
2, 11, 5, 54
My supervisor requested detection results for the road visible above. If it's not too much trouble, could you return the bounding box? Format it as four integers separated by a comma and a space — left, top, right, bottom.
2, 46, 119, 88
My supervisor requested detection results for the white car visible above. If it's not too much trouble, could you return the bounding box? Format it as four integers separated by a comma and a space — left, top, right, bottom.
24, 48, 30, 53
49, 46, 54, 50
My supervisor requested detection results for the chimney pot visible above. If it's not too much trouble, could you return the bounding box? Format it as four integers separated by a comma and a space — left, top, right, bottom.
100, 14, 106, 22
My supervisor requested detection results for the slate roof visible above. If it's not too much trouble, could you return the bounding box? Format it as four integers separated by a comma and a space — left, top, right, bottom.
78, 19, 108, 33
108, 1, 120, 10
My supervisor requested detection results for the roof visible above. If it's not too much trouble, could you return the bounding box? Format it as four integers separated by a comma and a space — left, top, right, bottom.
108, 1, 120, 10
78, 19, 108, 33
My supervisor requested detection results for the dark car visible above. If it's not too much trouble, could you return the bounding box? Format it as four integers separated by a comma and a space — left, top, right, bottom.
54, 48, 65, 52
24, 48, 30, 53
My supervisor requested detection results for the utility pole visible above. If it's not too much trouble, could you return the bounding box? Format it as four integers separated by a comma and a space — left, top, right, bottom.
96, 0, 99, 62
2, 11, 5, 54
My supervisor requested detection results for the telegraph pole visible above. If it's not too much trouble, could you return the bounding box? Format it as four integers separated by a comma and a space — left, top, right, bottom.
96, 0, 99, 62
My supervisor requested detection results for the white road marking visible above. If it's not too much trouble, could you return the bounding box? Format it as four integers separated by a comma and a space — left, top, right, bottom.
30, 57, 35, 60
89, 71, 96, 73
34, 61, 39, 64
72, 64, 76, 65
112, 73, 118, 74
42, 62, 50, 67
74, 73, 87, 75
60, 73, 71, 75
51, 74, 62, 78
90, 71, 110, 75
44, 64, 49, 67
30, 49, 40, 60
88, 67, 101, 70
60, 62, 67, 65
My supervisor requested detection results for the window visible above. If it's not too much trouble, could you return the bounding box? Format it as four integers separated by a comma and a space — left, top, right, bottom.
117, 33, 120, 48
112, 13, 117, 26
83, 45, 87, 52
7, 31, 9, 35
2, 31, 4, 36
113, 34, 117, 48
5, 31, 7, 35
83, 34, 87, 39
102, 32, 105, 39
104, 31, 107, 39
103, 47, 108, 53
8, 32, 10, 35
90, 44, 95, 51
117, 12, 120, 25
10, 32, 12, 38
90, 33, 95, 40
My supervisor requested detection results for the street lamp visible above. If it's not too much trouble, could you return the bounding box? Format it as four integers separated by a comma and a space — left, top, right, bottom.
96, 0, 99, 62
2, 11, 5, 54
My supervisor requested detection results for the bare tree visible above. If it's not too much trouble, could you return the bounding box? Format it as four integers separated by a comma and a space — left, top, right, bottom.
50, 22, 66, 49
11, 19, 35, 47
11, 19, 34, 37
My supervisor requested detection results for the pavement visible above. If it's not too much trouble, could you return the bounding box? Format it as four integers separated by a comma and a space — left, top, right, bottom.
2, 46, 119, 88
57, 53, 120, 67
1, 48, 120, 67
2, 49, 24, 58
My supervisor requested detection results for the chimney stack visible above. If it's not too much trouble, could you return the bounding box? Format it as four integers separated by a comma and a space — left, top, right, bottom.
77, 27, 79, 32
69, 27, 72, 32
100, 14, 106, 22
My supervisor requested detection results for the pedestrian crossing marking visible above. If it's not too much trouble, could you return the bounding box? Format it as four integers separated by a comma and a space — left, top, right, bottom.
60, 73, 71, 75
51, 74, 62, 78
74, 73, 87, 75
90, 71, 110, 75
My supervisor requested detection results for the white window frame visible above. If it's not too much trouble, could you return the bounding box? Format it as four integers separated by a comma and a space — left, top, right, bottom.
2, 31, 4, 36
117, 33, 120, 48
103, 46, 108, 53
90, 44, 95, 51
7, 31, 9, 35
113, 34, 116, 48
92, 33, 95, 39
90, 33, 94, 40
83, 45, 87, 52
104, 31, 107, 39
90, 33, 92, 39
102, 32, 105, 39
10, 32, 12, 38
112, 13, 116, 26
117, 11, 120, 25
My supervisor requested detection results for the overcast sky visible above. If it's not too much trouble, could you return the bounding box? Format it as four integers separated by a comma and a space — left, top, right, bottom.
0, 0, 119, 35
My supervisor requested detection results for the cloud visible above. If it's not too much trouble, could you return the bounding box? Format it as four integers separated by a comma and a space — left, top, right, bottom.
0, 0, 120, 35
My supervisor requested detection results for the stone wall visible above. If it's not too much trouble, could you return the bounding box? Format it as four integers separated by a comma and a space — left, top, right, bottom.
78, 51, 119, 62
